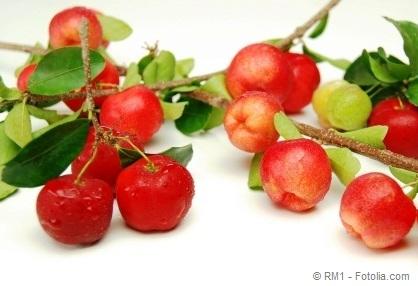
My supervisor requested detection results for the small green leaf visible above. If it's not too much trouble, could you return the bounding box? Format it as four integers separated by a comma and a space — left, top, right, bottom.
0, 123, 20, 165
309, 14, 328, 39
274, 112, 302, 140
122, 63, 142, 89
385, 17, 418, 75
0, 77, 22, 101
27, 105, 66, 124
406, 79, 418, 106
200, 74, 231, 99
0, 166, 17, 201
248, 153, 263, 191
389, 166, 418, 184
204, 107, 225, 131
32, 111, 80, 138
338, 126, 388, 149
138, 54, 155, 75
302, 45, 351, 70
325, 147, 361, 185
28, 47, 105, 95
175, 98, 212, 135
171, 86, 199, 93
161, 100, 187, 120
5, 103, 32, 147
377, 50, 411, 80
160, 144, 193, 166
263, 38, 282, 46
407, 184, 418, 200
2, 119, 89, 187
174, 58, 195, 79
344, 53, 380, 86
97, 14, 133, 41
365, 51, 398, 83
143, 50, 176, 85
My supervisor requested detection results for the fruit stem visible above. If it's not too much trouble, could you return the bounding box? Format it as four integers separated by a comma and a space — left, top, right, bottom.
74, 138, 99, 185
118, 137, 157, 171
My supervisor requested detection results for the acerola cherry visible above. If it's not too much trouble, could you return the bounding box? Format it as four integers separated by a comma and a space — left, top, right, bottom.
100, 85, 163, 146
282, 52, 320, 113
368, 97, 418, 158
17, 64, 37, 92
36, 175, 113, 245
116, 155, 194, 232
340, 172, 416, 249
71, 127, 122, 186
226, 43, 294, 103
49, 6, 103, 49
223, 91, 282, 153
64, 60, 120, 111
260, 139, 332, 212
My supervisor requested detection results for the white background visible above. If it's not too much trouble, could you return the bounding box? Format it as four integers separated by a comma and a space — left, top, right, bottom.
0, 0, 417, 285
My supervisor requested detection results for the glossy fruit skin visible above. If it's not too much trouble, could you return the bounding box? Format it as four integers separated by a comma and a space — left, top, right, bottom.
100, 85, 163, 146
282, 53, 320, 113
49, 6, 103, 49
64, 60, 120, 111
17, 64, 37, 92
260, 139, 332, 212
340, 172, 416, 249
71, 127, 122, 186
116, 155, 194, 232
368, 98, 418, 158
226, 43, 294, 103
36, 175, 113, 245
224, 91, 283, 153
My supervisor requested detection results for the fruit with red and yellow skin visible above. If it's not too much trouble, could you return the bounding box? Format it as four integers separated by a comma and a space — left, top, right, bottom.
116, 155, 194, 232
71, 127, 122, 186
17, 64, 37, 92
49, 6, 103, 49
100, 85, 163, 146
36, 175, 113, 245
223, 91, 283, 153
340, 172, 416, 249
282, 52, 320, 113
260, 138, 332, 212
226, 43, 294, 103
368, 97, 418, 158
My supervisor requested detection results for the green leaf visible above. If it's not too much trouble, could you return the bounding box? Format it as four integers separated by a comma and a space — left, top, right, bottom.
174, 58, 195, 79
175, 98, 212, 135
2, 119, 90, 187
204, 107, 225, 131
200, 74, 231, 99
122, 63, 142, 89
143, 50, 176, 85
406, 78, 418, 106
302, 45, 351, 70
407, 184, 418, 200
32, 111, 80, 138
137, 54, 155, 75
0, 77, 22, 101
385, 17, 418, 75
325, 147, 361, 185
344, 53, 380, 86
14, 42, 44, 77
0, 123, 20, 165
309, 14, 328, 38
337, 126, 388, 149
5, 103, 32, 147
389, 166, 418, 184
27, 105, 66, 124
378, 50, 411, 80
248, 153, 263, 191
161, 100, 187, 120
97, 14, 133, 41
273, 112, 302, 139
263, 38, 282, 46
28, 47, 105, 95
0, 166, 17, 201
365, 51, 398, 83
160, 144, 193, 166
171, 86, 199, 93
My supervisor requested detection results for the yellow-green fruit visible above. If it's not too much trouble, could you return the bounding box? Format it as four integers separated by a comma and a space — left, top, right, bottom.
327, 84, 372, 131
312, 80, 350, 128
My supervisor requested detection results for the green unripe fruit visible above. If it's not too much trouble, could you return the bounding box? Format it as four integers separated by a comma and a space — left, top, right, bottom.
327, 84, 372, 131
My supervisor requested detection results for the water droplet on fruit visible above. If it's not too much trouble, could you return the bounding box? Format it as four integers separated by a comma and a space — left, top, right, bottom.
86, 206, 93, 211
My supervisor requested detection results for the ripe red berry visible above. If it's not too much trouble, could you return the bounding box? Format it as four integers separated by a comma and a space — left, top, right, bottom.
49, 6, 103, 49
282, 53, 320, 113
100, 85, 163, 146
36, 175, 114, 245
340, 172, 416, 249
260, 138, 332, 211
71, 127, 122, 186
224, 91, 282, 153
368, 97, 418, 158
64, 60, 120, 111
17, 64, 37, 92
116, 155, 194, 232
226, 43, 294, 103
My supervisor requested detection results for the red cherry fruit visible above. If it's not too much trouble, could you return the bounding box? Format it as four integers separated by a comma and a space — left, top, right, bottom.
116, 155, 194, 231
71, 127, 122, 186
260, 138, 332, 212
368, 97, 418, 158
36, 175, 113, 245
49, 6, 103, 49
340, 172, 416, 249
64, 60, 120, 111
282, 53, 320, 113
17, 64, 37, 92
100, 85, 163, 146
226, 43, 294, 103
